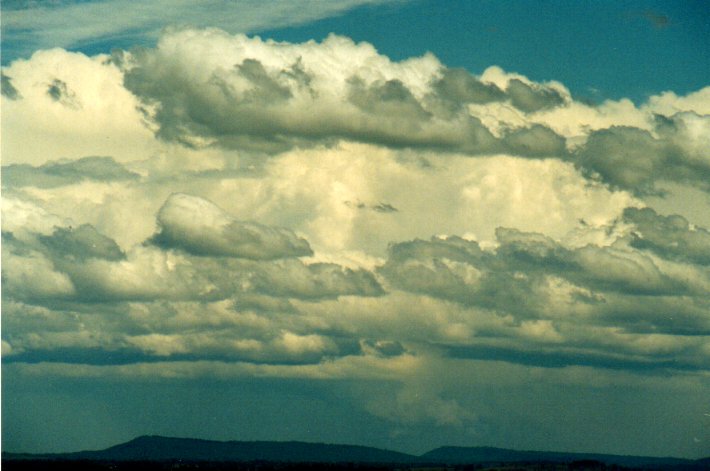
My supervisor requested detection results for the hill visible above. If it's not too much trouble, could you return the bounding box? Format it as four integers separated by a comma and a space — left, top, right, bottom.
4, 436, 709, 469
6, 435, 416, 464
421, 445, 703, 468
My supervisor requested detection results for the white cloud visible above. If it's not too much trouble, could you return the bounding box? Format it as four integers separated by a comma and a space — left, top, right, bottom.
1, 48, 159, 165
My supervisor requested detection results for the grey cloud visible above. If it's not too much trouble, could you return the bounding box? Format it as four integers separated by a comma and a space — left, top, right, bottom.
2, 156, 140, 188
378, 236, 539, 314
380, 222, 706, 317
47, 78, 81, 108
589, 292, 710, 336
39, 224, 126, 261
124, 55, 316, 153
374, 225, 710, 372
344, 200, 398, 213
2, 202, 380, 305
1, 73, 20, 100
249, 260, 385, 300
372, 203, 398, 213
496, 227, 692, 296
0, 343, 348, 366
362, 339, 407, 357
6, 251, 382, 306
348, 77, 431, 121
623, 207, 710, 265
575, 126, 672, 194
432, 67, 505, 107
236, 58, 294, 103
445, 342, 707, 372
501, 124, 568, 157
123, 34, 566, 158
233, 294, 296, 314
573, 117, 710, 194
2, 225, 222, 304
0, 326, 350, 367
0, 298, 361, 367
1, 236, 76, 302
3, 217, 708, 375
149, 193, 313, 260
342, 77, 501, 153
505, 78, 565, 113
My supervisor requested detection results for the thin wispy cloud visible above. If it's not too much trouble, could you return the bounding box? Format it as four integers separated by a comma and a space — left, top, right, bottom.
1, 0, 400, 63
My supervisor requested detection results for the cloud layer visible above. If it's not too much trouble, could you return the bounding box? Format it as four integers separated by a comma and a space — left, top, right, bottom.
2, 27, 709, 456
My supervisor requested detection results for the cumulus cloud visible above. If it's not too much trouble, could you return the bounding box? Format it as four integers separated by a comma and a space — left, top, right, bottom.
149, 193, 312, 259
121, 29, 570, 157
2, 156, 139, 188
39, 224, 126, 261
0, 48, 160, 165
1, 241, 77, 302
431, 67, 506, 106
505, 78, 565, 113
569, 111, 710, 195
1, 73, 20, 99
2, 28, 709, 402
247, 260, 384, 299
1, 195, 382, 310
379, 220, 710, 342
623, 207, 710, 265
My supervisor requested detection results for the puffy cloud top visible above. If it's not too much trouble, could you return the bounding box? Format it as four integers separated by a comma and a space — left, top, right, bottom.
121, 29, 569, 156
150, 193, 313, 259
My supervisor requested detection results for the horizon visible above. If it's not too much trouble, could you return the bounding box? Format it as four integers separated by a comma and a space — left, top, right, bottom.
6, 433, 707, 461
2, 0, 710, 460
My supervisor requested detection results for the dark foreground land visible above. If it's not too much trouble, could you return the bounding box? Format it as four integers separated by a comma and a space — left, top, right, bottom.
5, 458, 709, 471
4, 437, 709, 470
0, 460, 688, 471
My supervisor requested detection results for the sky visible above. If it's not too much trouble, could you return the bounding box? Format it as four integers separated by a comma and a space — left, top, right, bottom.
1, 0, 710, 460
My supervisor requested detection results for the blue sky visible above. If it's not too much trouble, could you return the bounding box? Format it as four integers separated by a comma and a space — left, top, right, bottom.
3, 0, 709, 102
263, 0, 710, 103
2, 0, 710, 460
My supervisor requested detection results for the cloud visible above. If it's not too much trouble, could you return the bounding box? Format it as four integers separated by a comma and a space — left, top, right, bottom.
2, 27, 709, 411
38, 224, 126, 261
5, 28, 709, 202
247, 260, 384, 299
500, 124, 567, 157
623, 207, 710, 265
431, 67, 506, 106
46, 78, 80, 108
149, 193, 313, 260
1, 196, 382, 308
1, 48, 160, 165
1, 241, 77, 302
1, 0, 402, 63
574, 126, 678, 194
1, 73, 20, 99
379, 220, 710, 339
571, 111, 710, 195
2, 156, 139, 188
505, 78, 565, 113
122, 29, 570, 157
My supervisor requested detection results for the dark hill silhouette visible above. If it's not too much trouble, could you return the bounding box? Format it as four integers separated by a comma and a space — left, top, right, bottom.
4, 436, 709, 469
421, 445, 703, 468
12, 436, 416, 464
